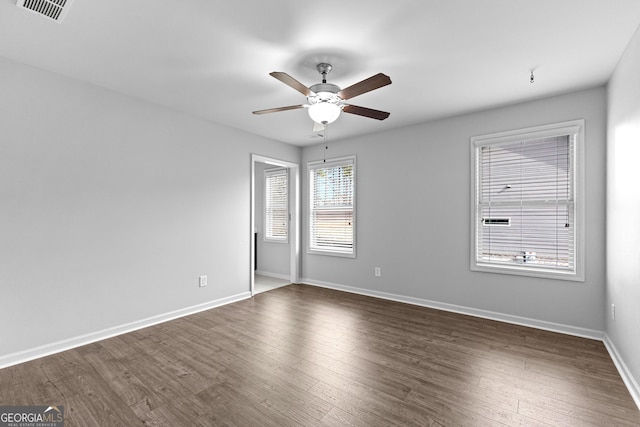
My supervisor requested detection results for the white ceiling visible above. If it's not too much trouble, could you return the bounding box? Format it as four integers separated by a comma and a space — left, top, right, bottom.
1, 0, 640, 146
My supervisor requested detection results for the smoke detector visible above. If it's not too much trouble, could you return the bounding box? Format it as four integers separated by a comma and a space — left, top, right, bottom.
17, 0, 75, 22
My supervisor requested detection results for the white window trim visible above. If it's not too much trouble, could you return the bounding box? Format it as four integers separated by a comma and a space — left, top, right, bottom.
470, 120, 585, 281
307, 156, 357, 258
264, 167, 289, 244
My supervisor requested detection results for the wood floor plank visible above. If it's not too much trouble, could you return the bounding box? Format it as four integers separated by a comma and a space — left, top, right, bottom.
308, 379, 426, 426
586, 383, 640, 411
57, 368, 145, 426
203, 328, 320, 392
0, 360, 60, 405
197, 363, 330, 425
320, 406, 396, 427
405, 386, 546, 427
350, 342, 521, 414
517, 399, 640, 427
479, 375, 640, 425
1, 284, 638, 426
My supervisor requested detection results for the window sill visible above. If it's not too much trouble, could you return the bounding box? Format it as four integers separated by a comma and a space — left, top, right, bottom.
308, 249, 356, 258
264, 238, 289, 244
471, 263, 584, 282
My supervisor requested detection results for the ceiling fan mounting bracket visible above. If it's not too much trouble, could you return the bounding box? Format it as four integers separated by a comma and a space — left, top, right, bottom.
316, 63, 333, 80
310, 63, 340, 97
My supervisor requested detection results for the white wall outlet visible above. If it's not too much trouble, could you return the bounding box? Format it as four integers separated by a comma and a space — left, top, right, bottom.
611, 303, 615, 320
374, 267, 381, 277
199, 275, 207, 287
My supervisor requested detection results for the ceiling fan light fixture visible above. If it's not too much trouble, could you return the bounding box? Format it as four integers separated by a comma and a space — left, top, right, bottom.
308, 102, 341, 124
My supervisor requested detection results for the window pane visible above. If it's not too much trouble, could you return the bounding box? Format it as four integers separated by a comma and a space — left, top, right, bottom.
309, 158, 355, 256
310, 209, 353, 252
312, 164, 353, 208
473, 124, 580, 278
265, 169, 287, 241
478, 204, 574, 269
480, 136, 572, 203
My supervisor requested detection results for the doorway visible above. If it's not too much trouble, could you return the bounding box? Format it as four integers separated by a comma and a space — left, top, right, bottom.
250, 154, 300, 295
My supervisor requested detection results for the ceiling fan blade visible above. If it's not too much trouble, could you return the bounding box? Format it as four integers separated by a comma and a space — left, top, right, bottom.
252, 105, 305, 115
270, 72, 315, 97
337, 73, 391, 100
343, 104, 390, 120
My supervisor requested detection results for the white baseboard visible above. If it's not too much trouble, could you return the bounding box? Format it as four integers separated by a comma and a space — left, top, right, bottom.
301, 278, 603, 340
0, 292, 251, 370
603, 334, 640, 411
255, 270, 290, 281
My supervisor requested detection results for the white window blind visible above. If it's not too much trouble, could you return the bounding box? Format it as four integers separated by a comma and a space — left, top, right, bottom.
264, 168, 288, 242
471, 121, 584, 280
309, 157, 356, 256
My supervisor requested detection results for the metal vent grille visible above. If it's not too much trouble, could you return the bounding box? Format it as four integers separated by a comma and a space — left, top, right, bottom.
17, 0, 74, 22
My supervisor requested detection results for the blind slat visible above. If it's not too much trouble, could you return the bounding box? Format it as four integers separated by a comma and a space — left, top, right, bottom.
309, 158, 355, 254
265, 169, 288, 241
476, 135, 575, 271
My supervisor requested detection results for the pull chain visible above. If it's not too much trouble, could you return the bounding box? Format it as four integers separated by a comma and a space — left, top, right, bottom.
323, 124, 328, 162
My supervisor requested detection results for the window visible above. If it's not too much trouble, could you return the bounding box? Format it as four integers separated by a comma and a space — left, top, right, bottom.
308, 156, 356, 257
470, 120, 584, 281
264, 168, 288, 242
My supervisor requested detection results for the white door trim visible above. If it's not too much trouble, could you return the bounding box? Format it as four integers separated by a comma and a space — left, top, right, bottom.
250, 154, 300, 295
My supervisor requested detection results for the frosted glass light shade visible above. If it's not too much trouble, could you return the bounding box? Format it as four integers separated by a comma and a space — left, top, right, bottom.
308, 102, 340, 124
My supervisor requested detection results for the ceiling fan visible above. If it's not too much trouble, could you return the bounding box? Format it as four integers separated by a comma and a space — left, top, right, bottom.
252, 63, 391, 130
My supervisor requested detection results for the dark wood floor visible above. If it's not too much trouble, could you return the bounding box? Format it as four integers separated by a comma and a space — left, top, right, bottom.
1, 284, 638, 426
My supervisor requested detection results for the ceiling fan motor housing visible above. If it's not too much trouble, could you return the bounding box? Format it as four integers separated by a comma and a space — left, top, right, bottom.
309, 83, 341, 95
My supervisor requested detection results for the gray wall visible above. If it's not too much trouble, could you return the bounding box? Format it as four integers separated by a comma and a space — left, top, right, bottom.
254, 162, 290, 277
0, 57, 299, 358
607, 24, 640, 395
302, 87, 607, 332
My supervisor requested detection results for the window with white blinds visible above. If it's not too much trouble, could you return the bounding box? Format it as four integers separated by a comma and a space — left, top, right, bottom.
471, 120, 584, 281
308, 157, 356, 257
264, 168, 288, 242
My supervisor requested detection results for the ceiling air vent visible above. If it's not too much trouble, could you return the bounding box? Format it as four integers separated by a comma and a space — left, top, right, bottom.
17, 0, 74, 22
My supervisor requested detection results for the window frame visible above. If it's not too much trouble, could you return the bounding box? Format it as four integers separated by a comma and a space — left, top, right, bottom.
307, 156, 357, 258
264, 167, 289, 244
470, 120, 585, 281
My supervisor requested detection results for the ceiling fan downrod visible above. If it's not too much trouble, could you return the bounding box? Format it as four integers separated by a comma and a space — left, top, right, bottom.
317, 63, 332, 84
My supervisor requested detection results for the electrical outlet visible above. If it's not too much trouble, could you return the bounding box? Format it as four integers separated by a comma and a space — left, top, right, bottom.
374, 267, 381, 277
199, 275, 207, 287
611, 303, 615, 321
